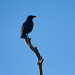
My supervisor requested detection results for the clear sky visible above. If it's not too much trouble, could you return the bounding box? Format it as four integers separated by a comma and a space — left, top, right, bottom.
0, 0, 75, 75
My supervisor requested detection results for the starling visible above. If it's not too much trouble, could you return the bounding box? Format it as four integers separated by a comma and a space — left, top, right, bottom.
20, 15, 36, 38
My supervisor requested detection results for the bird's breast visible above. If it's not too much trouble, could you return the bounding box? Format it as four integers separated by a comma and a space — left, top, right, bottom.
26, 21, 33, 34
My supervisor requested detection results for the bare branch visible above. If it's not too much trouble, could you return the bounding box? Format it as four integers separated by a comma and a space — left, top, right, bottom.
24, 36, 44, 75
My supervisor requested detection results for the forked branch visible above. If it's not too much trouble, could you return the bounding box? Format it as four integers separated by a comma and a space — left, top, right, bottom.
24, 36, 44, 75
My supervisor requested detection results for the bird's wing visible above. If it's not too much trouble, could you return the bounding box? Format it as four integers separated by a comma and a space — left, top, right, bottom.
21, 22, 27, 35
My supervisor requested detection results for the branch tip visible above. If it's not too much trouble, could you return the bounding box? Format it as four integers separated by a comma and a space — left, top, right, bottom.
35, 47, 37, 50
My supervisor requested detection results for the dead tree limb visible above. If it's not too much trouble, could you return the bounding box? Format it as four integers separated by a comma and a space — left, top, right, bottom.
24, 36, 44, 75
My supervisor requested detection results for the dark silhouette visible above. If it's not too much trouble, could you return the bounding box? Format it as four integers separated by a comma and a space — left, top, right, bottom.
20, 15, 36, 38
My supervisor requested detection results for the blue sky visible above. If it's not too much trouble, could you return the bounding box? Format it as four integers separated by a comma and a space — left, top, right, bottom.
0, 0, 75, 75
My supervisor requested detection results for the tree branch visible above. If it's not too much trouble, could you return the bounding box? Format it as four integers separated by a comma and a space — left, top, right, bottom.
24, 36, 44, 75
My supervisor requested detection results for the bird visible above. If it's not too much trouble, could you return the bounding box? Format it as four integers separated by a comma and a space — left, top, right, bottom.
20, 15, 36, 38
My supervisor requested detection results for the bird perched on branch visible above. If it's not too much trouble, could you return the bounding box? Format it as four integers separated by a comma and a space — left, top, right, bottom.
20, 15, 36, 38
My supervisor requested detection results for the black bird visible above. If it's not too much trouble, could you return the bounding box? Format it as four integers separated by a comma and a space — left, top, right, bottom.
20, 15, 36, 38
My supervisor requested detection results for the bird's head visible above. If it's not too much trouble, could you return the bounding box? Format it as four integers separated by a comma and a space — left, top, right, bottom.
27, 15, 36, 20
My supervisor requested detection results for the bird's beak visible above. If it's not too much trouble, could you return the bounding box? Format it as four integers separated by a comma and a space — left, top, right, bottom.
33, 16, 36, 18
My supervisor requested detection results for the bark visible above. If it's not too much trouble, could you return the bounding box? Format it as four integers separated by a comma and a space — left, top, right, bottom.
24, 36, 44, 75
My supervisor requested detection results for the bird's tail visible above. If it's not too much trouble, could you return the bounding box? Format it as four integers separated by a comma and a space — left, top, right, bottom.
20, 34, 26, 38
20, 35, 23, 38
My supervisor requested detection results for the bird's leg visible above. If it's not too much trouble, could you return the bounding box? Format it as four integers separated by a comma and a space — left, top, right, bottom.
26, 34, 29, 39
